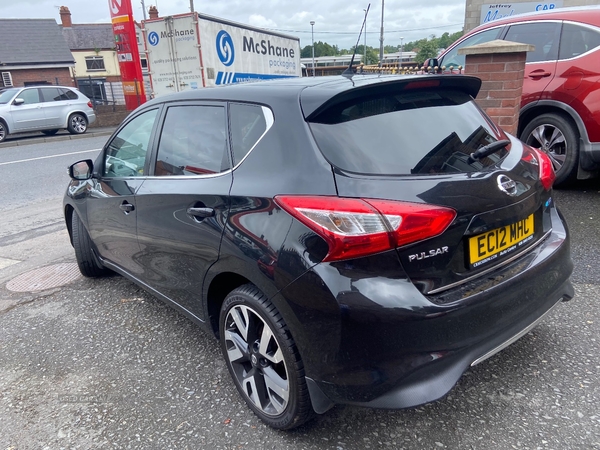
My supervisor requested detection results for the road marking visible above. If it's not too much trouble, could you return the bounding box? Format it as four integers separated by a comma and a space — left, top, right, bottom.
0, 257, 21, 270
0, 149, 102, 166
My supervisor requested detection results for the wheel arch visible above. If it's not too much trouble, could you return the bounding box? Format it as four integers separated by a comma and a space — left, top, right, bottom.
68, 110, 90, 121
64, 204, 75, 246
205, 271, 253, 339
203, 258, 298, 342
0, 116, 9, 135
518, 101, 587, 142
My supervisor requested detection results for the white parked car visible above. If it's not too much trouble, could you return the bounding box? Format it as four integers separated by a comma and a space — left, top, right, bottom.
0, 85, 96, 142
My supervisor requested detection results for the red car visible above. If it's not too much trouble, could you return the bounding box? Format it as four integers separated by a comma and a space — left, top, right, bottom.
435, 6, 600, 186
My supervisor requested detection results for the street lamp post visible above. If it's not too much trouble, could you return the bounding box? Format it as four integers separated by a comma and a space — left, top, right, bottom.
310, 21, 316, 77
399, 36, 404, 71
379, 0, 384, 69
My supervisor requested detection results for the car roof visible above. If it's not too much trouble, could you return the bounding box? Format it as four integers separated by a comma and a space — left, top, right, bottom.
470, 5, 600, 34
144, 74, 482, 117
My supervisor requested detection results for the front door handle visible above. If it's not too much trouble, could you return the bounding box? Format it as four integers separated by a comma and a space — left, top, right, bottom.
528, 69, 552, 79
120, 202, 135, 214
187, 207, 215, 218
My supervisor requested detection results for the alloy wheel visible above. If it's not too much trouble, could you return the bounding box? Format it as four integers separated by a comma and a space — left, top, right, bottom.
525, 123, 567, 173
223, 304, 289, 416
71, 115, 87, 133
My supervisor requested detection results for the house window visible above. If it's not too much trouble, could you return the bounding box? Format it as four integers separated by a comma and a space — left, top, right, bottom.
85, 56, 106, 71
1, 72, 13, 87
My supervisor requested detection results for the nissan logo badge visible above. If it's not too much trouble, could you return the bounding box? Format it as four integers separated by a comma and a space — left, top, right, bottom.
497, 174, 518, 196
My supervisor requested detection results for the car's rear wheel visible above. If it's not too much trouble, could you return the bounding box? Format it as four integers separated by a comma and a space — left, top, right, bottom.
72, 212, 111, 277
520, 113, 579, 187
0, 120, 7, 142
219, 284, 314, 429
42, 129, 59, 136
67, 113, 88, 135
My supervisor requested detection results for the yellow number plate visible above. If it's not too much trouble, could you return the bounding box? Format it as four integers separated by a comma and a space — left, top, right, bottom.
469, 214, 535, 267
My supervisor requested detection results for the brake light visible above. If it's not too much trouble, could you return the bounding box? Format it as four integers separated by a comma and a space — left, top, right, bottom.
274, 195, 456, 262
87, 101, 93, 108
404, 80, 441, 90
522, 146, 555, 190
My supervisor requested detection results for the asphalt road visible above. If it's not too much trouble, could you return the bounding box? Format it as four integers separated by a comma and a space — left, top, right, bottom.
0, 135, 599, 449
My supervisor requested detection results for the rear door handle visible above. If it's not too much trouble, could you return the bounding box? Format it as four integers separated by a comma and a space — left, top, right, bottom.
119, 202, 135, 214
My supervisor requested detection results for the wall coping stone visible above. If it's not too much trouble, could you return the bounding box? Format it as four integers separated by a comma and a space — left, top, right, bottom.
457, 39, 535, 55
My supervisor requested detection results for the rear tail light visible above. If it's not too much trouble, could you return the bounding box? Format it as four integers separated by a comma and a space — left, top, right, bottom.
87, 101, 93, 108
274, 195, 456, 262
522, 146, 556, 190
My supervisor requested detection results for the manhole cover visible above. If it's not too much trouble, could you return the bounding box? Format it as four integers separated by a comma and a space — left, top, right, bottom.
6, 263, 82, 292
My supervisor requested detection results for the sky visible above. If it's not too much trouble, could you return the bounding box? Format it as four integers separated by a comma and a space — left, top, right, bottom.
0, 0, 466, 50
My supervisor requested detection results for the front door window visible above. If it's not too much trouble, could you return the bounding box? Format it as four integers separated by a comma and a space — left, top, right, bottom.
103, 109, 158, 177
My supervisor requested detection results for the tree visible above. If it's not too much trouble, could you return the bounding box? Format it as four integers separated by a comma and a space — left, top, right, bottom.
415, 39, 438, 65
352, 45, 380, 65
300, 41, 337, 58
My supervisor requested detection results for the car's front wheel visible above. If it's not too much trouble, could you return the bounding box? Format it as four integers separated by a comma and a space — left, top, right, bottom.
67, 113, 88, 135
520, 113, 579, 187
219, 284, 314, 429
72, 212, 111, 277
0, 120, 7, 142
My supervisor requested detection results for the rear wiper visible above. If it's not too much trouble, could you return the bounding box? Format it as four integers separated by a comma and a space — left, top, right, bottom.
467, 139, 510, 164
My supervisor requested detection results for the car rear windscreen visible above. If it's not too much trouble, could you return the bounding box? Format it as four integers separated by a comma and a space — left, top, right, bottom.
308, 88, 508, 176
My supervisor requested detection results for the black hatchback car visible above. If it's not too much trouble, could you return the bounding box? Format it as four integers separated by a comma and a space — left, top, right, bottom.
64, 74, 574, 430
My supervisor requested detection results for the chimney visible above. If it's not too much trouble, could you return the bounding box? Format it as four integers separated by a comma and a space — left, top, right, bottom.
148, 6, 159, 19
59, 6, 72, 28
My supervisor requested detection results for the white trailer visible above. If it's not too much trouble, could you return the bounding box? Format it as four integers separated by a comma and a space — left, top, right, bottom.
142, 12, 301, 97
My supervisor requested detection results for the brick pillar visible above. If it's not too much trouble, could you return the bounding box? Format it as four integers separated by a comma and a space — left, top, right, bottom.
458, 40, 533, 136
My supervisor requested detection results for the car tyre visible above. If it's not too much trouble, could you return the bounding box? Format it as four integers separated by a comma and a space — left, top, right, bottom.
0, 120, 7, 142
67, 113, 88, 135
42, 129, 59, 136
72, 212, 111, 277
219, 284, 314, 430
520, 113, 579, 187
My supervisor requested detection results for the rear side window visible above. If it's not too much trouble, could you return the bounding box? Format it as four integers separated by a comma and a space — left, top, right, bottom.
40, 87, 68, 102
309, 88, 506, 176
64, 89, 79, 100
504, 22, 561, 63
229, 103, 270, 166
155, 105, 228, 176
559, 23, 600, 59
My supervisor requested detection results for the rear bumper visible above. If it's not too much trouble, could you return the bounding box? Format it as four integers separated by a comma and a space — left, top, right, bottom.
87, 111, 97, 126
279, 207, 573, 410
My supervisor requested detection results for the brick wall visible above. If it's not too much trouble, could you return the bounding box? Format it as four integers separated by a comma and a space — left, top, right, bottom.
89, 104, 129, 128
459, 40, 533, 136
3, 68, 74, 88
464, 52, 526, 135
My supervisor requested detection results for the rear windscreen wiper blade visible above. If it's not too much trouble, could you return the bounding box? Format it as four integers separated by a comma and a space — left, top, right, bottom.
467, 139, 510, 164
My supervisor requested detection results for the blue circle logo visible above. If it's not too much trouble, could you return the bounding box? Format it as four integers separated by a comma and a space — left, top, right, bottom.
216, 30, 235, 66
148, 31, 160, 46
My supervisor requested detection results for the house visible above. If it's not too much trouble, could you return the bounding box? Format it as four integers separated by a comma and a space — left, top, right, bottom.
59, 6, 124, 105
0, 18, 74, 88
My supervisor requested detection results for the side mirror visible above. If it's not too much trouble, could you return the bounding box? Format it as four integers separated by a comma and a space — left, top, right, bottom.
13, 98, 25, 106
68, 159, 94, 180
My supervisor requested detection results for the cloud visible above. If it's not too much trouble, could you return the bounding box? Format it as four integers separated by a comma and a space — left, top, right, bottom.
0, 0, 466, 50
